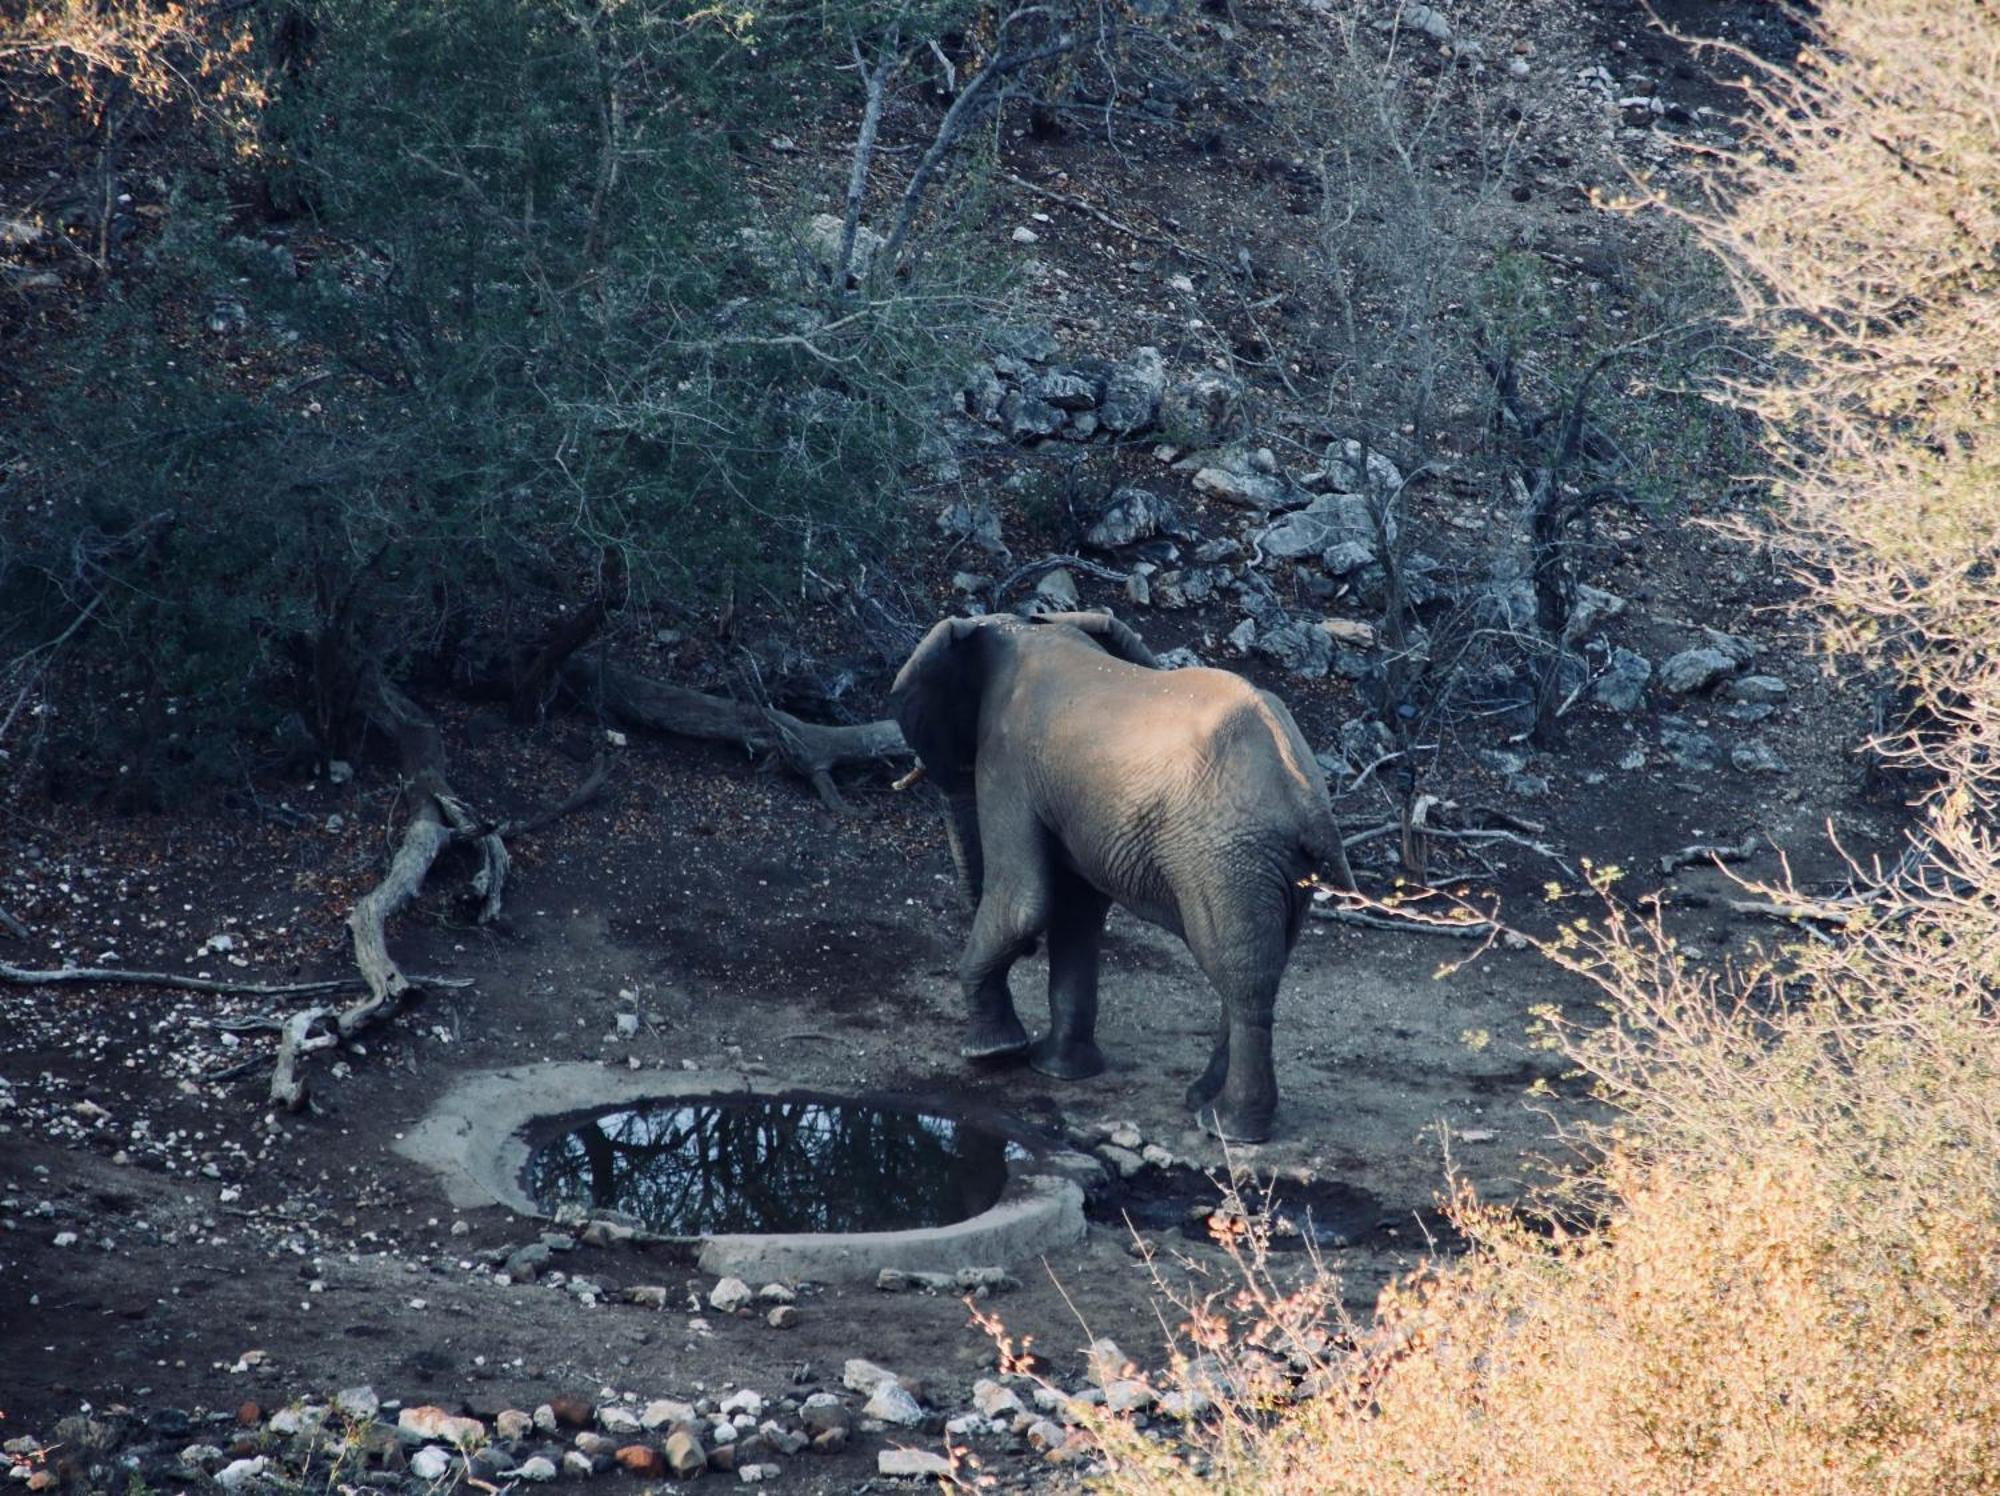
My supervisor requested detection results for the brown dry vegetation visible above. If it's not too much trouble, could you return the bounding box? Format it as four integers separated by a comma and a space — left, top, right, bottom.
1066, 2, 2000, 1489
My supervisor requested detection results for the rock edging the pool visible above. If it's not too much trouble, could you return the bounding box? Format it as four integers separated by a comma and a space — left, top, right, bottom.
394, 1062, 1089, 1283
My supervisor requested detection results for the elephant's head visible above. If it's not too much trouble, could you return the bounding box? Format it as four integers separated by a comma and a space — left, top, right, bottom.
890, 609, 1160, 906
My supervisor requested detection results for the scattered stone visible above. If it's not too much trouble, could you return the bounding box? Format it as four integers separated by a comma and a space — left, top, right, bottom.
1260, 492, 1379, 558
1011, 225, 1040, 244
1724, 674, 1788, 704
879, 1448, 953, 1479
626, 1284, 669, 1308
938, 498, 1006, 553
214, 1457, 270, 1492
1098, 347, 1166, 433
1099, 1144, 1145, 1178
1660, 719, 1719, 772
1321, 438, 1403, 495
1731, 739, 1788, 773
549, 1395, 594, 1429
1086, 1337, 1135, 1389
1399, 1, 1452, 43
709, 1276, 756, 1314
642, 1399, 697, 1431
1160, 371, 1246, 447
1193, 465, 1290, 511
513, 1455, 558, 1482
1703, 626, 1759, 665
334, 1384, 380, 1424
720, 1390, 764, 1419
801, 1402, 851, 1437
410, 1446, 454, 1481
664, 1428, 707, 1478
844, 1358, 898, 1394
1025, 1419, 1069, 1452
760, 1422, 809, 1457
1035, 567, 1081, 608
1039, 371, 1098, 410
1594, 648, 1653, 712
972, 1380, 1025, 1420
1084, 486, 1177, 550
1105, 1379, 1156, 1415
1140, 1143, 1176, 1169
768, 1304, 800, 1329
563, 1451, 596, 1477
955, 1265, 1019, 1293
864, 1381, 925, 1427
269, 1405, 327, 1439
494, 1409, 533, 1443
597, 1405, 644, 1436
1256, 621, 1333, 679
505, 1241, 553, 1280
1000, 388, 1066, 440
615, 1444, 665, 1476
399, 1406, 486, 1447
739, 1463, 780, 1483
1659, 646, 1739, 694
758, 1282, 796, 1303
1155, 646, 1203, 670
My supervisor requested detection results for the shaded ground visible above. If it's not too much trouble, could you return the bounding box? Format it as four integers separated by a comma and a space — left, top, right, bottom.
0, 0, 1907, 1489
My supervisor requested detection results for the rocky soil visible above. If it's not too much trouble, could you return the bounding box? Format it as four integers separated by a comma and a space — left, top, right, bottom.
1, 0, 1897, 1492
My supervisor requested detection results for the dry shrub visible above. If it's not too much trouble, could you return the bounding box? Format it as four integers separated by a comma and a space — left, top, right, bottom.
1078, 3, 2000, 1491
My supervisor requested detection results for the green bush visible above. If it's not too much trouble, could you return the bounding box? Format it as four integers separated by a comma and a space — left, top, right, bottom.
2, 0, 1008, 793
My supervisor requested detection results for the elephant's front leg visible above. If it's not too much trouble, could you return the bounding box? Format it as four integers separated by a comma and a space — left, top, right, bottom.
956, 891, 1040, 1062
1030, 883, 1111, 1080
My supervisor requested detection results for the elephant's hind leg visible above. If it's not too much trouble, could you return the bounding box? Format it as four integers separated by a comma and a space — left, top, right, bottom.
1183, 902, 1295, 1143
1029, 875, 1111, 1080
957, 884, 1045, 1062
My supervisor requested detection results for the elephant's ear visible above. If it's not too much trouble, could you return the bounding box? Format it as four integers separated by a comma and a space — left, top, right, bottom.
889, 616, 985, 793
1031, 609, 1161, 669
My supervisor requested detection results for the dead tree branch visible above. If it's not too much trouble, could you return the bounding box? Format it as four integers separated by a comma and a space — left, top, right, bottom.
564, 658, 906, 812
878, 11, 1073, 276
0, 962, 459, 998
1660, 834, 1761, 877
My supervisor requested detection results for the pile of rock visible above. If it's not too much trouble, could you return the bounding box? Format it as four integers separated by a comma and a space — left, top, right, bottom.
962, 346, 1247, 448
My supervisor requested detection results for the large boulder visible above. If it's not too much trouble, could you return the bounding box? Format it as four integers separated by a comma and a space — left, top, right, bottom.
1261, 493, 1381, 559
1160, 370, 1247, 446
1593, 647, 1653, 712
1083, 486, 1181, 550
1658, 646, 1738, 695
1098, 347, 1167, 433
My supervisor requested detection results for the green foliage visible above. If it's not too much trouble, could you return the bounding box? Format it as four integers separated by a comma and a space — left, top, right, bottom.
2, 0, 1006, 793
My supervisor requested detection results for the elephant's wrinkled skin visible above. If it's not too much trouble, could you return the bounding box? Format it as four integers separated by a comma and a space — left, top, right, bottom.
890, 611, 1354, 1142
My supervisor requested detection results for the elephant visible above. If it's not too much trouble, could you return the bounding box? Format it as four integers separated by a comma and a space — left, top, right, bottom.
889, 609, 1354, 1142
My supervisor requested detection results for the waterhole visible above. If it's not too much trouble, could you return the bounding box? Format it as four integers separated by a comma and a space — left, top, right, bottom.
525, 1095, 1030, 1236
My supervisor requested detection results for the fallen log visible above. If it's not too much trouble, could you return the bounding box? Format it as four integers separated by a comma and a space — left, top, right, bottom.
565, 658, 906, 811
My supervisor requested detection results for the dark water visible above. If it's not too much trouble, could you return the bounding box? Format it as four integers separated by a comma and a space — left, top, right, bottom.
525, 1096, 1026, 1235
1090, 1166, 1408, 1252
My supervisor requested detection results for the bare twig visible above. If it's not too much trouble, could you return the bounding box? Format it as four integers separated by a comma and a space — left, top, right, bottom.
0, 906, 28, 941
1660, 834, 1761, 877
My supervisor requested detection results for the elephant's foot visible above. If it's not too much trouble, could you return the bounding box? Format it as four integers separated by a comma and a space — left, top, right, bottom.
1183, 1073, 1223, 1110
1195, 1103, 1274, 1145
960, 1013, 1032, 1064
1028, 1035, 1107, 1081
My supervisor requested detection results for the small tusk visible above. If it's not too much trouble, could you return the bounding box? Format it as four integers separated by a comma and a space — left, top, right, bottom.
893, 764, 927, 791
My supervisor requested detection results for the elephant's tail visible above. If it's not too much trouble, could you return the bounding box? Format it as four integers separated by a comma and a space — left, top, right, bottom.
1304, 812, 1357, 893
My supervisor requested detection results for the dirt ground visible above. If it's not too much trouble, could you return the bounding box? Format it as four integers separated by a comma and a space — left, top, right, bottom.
0, 0, 1901, 1490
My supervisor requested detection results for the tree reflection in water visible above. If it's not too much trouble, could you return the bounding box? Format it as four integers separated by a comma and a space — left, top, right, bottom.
526, 1099, 1017, 1234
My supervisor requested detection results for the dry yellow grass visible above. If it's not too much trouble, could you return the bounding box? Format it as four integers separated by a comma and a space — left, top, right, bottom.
1068, 3, 2000, 1490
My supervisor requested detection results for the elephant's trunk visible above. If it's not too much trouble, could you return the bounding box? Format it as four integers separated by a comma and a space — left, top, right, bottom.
942, 791, 984, 912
